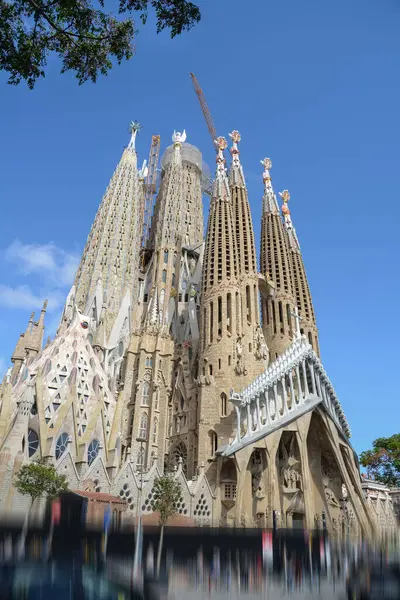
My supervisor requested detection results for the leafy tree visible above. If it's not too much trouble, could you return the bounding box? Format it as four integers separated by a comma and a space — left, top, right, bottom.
360, 434, 400, 488
14, 459, 68, 556
150, 473, 182, 576
0, 0, 201, 88
15, 459, 68, 505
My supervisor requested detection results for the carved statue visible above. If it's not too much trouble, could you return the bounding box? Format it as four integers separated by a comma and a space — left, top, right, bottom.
322, 470, 340, 508
254, 326, 268, 360
251, 450, 266, 498
188, 256, 196, 275
172, 130, 187, 145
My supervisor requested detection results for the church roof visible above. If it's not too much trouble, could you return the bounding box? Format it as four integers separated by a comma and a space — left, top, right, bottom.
70, 490, 127, 505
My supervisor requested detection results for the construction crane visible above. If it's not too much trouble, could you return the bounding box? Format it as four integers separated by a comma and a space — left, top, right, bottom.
141, 134, 161, 247
190, 73, 218, 151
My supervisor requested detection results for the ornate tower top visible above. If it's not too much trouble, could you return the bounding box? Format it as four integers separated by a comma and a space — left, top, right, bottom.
261, 158, 279, 214
279, 189, 300, 251
228, 130, 245, 187
127, 121, 141, 151
212, 136, 230, 200
172, 130, 187, 145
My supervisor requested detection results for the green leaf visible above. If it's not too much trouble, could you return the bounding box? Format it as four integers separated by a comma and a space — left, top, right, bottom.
14, 460, 68, 502
150, 474, 182, 525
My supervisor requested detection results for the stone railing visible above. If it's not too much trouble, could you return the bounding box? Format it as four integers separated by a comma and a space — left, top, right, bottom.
221, 336, 350, 456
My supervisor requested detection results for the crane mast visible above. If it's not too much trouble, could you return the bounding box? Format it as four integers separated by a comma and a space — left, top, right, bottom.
141, 134, 161, 247
190, 73, 218, 150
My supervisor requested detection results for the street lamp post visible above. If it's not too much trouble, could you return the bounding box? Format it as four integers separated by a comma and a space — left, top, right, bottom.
133, 436, 146, 585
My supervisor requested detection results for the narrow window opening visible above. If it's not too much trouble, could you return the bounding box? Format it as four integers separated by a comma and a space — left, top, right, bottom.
227, 293, 232, 334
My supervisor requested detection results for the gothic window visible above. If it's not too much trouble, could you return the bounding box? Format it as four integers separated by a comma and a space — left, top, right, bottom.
164, 250, 169, 264
142, 382, 150, 405
172, 442, 188, 474
162, 270, 167, 283
55, 432, 69, 460
145, 356, 153, 367
172, 273, 175, 287
136, 447, 145, 472
139, 413, 148, 440
28, 429, 39, 458
87, 439, 100, 465
152, 417, 158, 444
221, 393, 227, 417
159, 290, 165, 306
209, 430, 218, 457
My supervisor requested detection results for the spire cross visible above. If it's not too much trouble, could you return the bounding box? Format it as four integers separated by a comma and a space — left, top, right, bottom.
290, 306, 303, 339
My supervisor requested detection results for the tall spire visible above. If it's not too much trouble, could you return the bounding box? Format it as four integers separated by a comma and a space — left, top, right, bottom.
228, 130, 267, 375
279, 190, 300, 251
228, 130, 245, 187
279, 190, 320, 355
259, 158, 296, 359
70, 124, 144, 342
197, 134, 240, 466
261, 158, 280, 214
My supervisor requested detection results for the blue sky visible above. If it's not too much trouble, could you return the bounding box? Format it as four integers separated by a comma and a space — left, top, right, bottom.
0, 0, 399, 456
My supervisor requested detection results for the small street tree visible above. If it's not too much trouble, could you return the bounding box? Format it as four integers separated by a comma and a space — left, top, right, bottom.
14, 459, 68, 556
150, 473, 182, 576
360, 433, 400, 487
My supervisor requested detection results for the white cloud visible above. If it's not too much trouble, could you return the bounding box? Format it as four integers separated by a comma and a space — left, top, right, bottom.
4, 240, 79, 287
0, 284, 62, 311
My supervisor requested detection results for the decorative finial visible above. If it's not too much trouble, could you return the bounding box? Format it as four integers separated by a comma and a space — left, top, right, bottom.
261, 157, 272, 171
215, 136, 228, 151
279, 190, 291, 215
279, 189, 290, 203
172, 130, 187, 145
229, 130, 241, 145
128, 121, 141, 150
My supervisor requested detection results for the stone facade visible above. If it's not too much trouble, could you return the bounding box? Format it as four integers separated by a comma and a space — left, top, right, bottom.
0, 125, 387, 538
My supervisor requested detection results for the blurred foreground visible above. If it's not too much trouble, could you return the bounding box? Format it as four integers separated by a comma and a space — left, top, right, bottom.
0, 522, 399, 599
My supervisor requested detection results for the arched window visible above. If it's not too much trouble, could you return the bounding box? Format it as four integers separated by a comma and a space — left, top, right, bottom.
164, 250, 169, 264
139, 413, 148, 440
152, 417, 158, 444
87, 439, 100, 465
145, 356, 153, 367
209, 430, 218, 457
142, 382, 150, 405
162, 269, 167, 283
136, 447, 145, 472
220, 393, 227, 417
159, 289, 165, 306
28, 429, 39, 458
55, 432, 69, 460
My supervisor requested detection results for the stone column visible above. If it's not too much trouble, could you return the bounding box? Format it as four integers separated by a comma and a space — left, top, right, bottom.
234, 405, 241, 443
288, 371, 295, 409
246, 402, 252, 437
273, 382, 278, 420
315, 368, 322, 397
281, 376, 288, 415
301, 360, 309, 398
309, 361, 316, 395
296, 364, 303, 402
255, 395, 261, 430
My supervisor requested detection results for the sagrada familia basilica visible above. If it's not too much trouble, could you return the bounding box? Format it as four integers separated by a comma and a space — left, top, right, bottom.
0, 126, 396, 537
